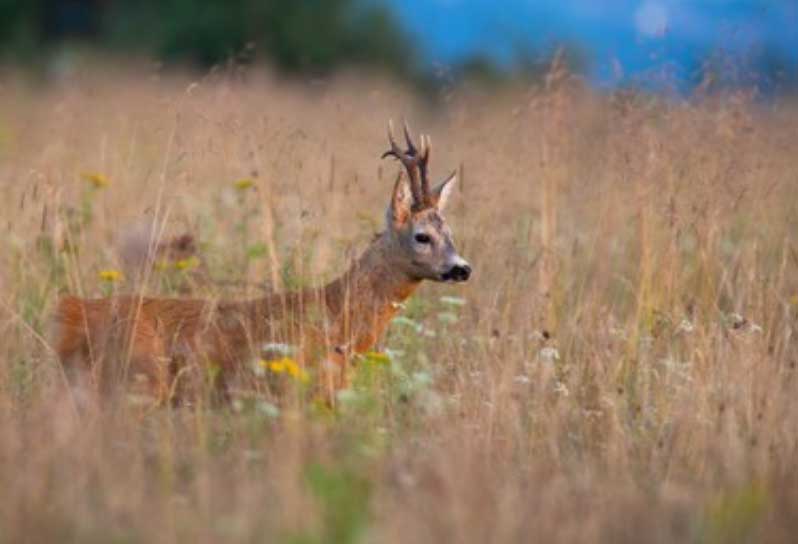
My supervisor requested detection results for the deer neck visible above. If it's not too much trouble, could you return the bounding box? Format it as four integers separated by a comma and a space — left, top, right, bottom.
322, 232, 420, 349
238, 233, 419, 354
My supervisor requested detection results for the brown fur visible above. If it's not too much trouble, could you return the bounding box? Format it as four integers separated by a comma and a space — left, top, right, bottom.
52, 233, 420, 403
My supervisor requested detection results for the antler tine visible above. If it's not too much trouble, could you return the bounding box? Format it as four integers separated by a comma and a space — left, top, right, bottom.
419, 134, 431, 163
382, 119, 424, 206
381, 119, 402, 160
418, 133, 431, 203
402, 119, 418, 155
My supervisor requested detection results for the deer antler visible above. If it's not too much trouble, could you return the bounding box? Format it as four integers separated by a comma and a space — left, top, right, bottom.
417, 133, 431, 204
382, 119, 432, 209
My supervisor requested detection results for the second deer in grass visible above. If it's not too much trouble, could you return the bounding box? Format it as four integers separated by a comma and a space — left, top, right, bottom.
51, 122, 471, 404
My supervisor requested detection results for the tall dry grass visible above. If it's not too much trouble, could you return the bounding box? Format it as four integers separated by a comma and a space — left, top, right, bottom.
1, 65, 798, 543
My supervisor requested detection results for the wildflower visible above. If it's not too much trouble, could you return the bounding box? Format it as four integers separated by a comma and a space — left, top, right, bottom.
439, 295, 466, 307
260, 357, 309, 384
251, 360, 266, 377
284, 360, 310, 383
392, 315, 423, 333
256, 401, 280, 419
98, 269, 123, 283
262, 358, 286, 373
360, 351, 391, 365
677, 319, 695, 334
260, 342, 296, 356
174, 256, 200, 271
233, 178, 255, 191
437, 311, 459, 324
412, 371, 433, 387
553, 381, 570, 397
538, 346, 560, 364
384, 348, 404, 360
82, 172, 110, 189
609, 326, 627, 339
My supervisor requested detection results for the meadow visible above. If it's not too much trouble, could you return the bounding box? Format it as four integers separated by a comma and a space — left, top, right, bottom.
1, 64, 797, 543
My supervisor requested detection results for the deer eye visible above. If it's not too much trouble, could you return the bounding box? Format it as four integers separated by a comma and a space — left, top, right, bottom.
414, 233, 431, 244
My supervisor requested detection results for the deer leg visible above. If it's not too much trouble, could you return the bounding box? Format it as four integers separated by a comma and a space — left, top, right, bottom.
317, 348, 350, 407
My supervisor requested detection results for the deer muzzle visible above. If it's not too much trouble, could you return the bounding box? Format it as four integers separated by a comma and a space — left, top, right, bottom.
442, 261, 471, 282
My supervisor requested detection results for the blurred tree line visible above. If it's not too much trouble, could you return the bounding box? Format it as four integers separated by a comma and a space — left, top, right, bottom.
0, 0, 594, 91
0, 0, 416, 77
2, 1, 790, 95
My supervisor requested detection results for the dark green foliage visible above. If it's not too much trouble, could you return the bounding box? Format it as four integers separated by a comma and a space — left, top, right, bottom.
0, 0, 416, 77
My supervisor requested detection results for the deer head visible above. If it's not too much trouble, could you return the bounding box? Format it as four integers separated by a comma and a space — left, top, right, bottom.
381, 121, 471, 283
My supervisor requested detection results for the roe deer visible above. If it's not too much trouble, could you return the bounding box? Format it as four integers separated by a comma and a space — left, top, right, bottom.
51, 122, 471, 405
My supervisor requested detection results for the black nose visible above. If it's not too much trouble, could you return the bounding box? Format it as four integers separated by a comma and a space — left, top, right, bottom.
447, 264, 471, 282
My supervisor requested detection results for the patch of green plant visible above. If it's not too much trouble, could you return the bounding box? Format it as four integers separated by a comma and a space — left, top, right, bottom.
285, 462, 372, 544
698, 482, 769, 544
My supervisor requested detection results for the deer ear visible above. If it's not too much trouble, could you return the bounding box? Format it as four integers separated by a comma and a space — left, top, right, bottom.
430, 171, 457, 211
388, 171, 413, 227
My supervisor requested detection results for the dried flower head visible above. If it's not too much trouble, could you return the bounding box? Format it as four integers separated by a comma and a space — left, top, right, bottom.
98, 269, 123, 283
82, 172, 110, 189
233, 178, 255, 191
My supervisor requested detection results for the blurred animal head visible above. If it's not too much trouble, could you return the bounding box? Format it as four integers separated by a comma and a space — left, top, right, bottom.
117, 223, 205, 291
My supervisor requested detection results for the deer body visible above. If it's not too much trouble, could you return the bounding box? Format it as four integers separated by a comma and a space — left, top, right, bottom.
52, 123, 470, 403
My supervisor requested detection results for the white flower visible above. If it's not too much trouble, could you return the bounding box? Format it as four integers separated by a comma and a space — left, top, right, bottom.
437, 311, 459, 324
251, 359, 267, 377
609, 326, 627, 339
677, 319, 694, 334
384, 348, 405, 360
412, 371, 433, 387
539, 346, 560, 364
256, 401, 280, 418
392, 316, 423, 333
439, 296, 467, 306
260, 342, 296, 356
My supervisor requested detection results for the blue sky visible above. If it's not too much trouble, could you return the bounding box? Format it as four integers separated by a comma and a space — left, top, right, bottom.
386, 0, 798, 90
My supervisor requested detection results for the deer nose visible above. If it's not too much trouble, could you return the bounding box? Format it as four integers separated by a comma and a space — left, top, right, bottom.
447, 263, 471, 282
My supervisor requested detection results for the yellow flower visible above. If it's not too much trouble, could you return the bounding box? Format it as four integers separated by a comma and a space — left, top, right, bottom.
82, 172, 110, 189
362, 351, 391, 365
285, 360, 310, 384
261, 357, 309, 383
175, 256, 200, 271
233, 178, 255, 191
98, 269, 123, 283
262, 358, 286, 374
